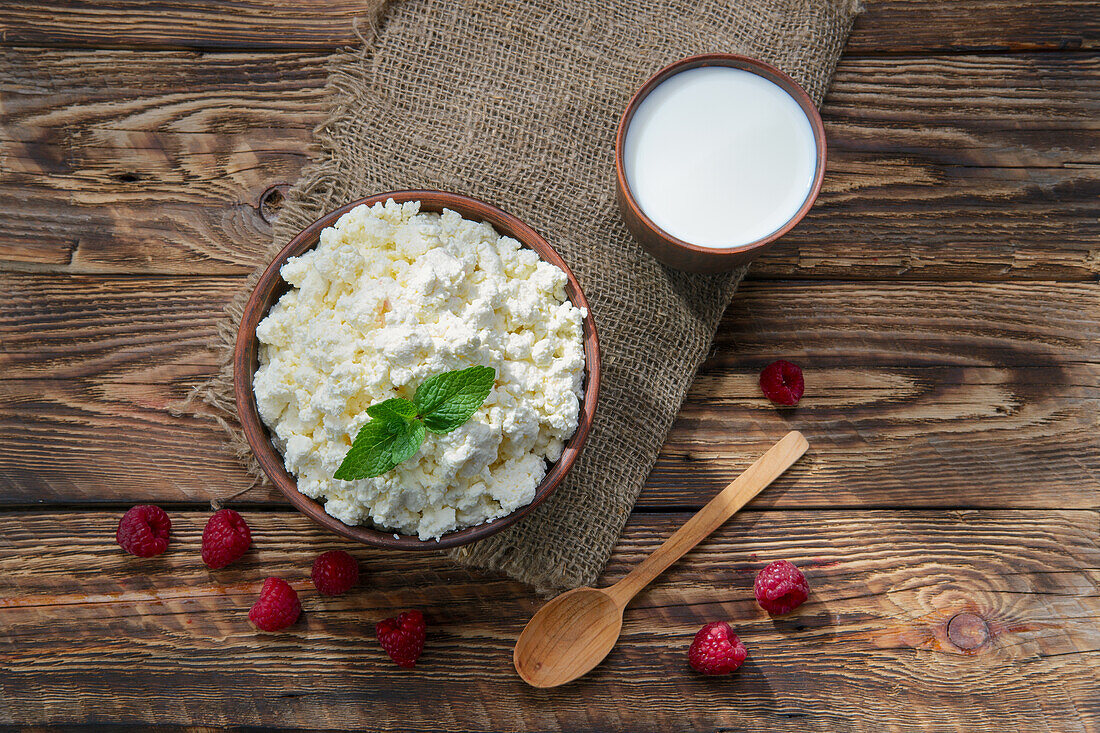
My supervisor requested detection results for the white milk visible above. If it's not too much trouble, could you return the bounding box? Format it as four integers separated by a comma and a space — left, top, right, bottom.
623, 66, 818, 249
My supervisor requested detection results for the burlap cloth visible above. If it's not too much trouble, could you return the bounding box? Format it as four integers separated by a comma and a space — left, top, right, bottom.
191, 0, 861, 592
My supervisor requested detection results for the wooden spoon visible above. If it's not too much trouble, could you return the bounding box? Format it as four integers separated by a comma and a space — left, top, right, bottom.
513, 430, 808, 688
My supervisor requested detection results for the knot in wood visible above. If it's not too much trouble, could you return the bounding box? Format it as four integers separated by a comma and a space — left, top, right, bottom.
258, 183, 289, 223
946, 612, 989, 651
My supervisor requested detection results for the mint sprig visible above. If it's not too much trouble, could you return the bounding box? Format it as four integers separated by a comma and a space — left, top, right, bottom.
334, 365, 496, 481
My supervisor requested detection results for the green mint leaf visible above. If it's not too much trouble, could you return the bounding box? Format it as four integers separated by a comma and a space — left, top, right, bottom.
366, 397, 417, 421
414, 365, 496, 434
334, 416, 425, 480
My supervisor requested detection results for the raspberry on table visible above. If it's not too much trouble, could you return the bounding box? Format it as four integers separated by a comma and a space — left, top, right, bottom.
759, 359, 804, 406
311, 550, 360, 596
116, 505, 171, 557
248, 578, 301, 632
688, 621, 747, 675
376, 610, 426, 668
201, 509, 252, 569
754, 559, 810, 615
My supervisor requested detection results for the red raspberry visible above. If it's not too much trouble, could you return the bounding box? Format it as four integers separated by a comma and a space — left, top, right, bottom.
376, 610, 426, 668
248, 578, 301, 632
116, 505, 171, 557
754, 560, 810, 615
311, 550, 360, 596
759, 359, 804, 406
688, 621, 747, 675
201, 509, 252, 569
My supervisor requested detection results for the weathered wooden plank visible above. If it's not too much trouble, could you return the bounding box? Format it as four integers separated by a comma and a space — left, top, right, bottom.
3, 48, 1097, 280
0, 0, 385, 51
0, 274, 251, 503
0, 49, 329, 274
771, 52, 1100, 280
0, 0, 1095, 53
853, 0, 1099, 53
2, 275, 1096, 509
0, 510, 1095, 730
3, 49, 1096, 279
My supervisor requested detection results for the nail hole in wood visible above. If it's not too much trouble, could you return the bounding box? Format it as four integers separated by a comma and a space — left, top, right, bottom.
116, 172, 140, 183
259, 184, 289, 224
947, 612, 990, 651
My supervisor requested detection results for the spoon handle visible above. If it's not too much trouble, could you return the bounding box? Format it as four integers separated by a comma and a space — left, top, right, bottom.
606, 430, 808, 607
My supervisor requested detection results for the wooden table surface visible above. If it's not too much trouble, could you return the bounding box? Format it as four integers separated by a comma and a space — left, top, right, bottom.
2, 2, 1098, 730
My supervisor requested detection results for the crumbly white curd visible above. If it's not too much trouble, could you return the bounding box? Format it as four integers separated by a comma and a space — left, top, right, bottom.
252, 199, 586, 540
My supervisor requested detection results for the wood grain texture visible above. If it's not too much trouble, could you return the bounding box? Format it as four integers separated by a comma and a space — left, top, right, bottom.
0, 510, 1095, 730
773, 53, 1100, 280
0, 0, 1095, 53
2, 49, 1097, 279
0, 48, 328, 273
852, 0, 1099, 53
0, 274, 253, 502
2, 275, 1096, 510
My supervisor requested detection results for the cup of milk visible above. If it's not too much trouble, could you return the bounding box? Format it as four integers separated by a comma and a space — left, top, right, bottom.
615, 54, 826, 272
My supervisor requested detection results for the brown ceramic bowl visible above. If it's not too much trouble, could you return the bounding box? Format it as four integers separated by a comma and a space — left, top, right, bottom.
615, 53, 827, 273
234, 190, 600, 550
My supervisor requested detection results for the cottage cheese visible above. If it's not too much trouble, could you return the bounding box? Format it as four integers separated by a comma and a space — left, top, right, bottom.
252, 199, 586, 540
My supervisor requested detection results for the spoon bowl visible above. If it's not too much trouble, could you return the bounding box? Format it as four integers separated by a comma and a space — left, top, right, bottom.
514, 587, 624, 688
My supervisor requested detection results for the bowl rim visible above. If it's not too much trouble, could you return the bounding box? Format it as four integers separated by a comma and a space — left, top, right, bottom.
614, 52, 828, 259
233, 190, 601, 550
